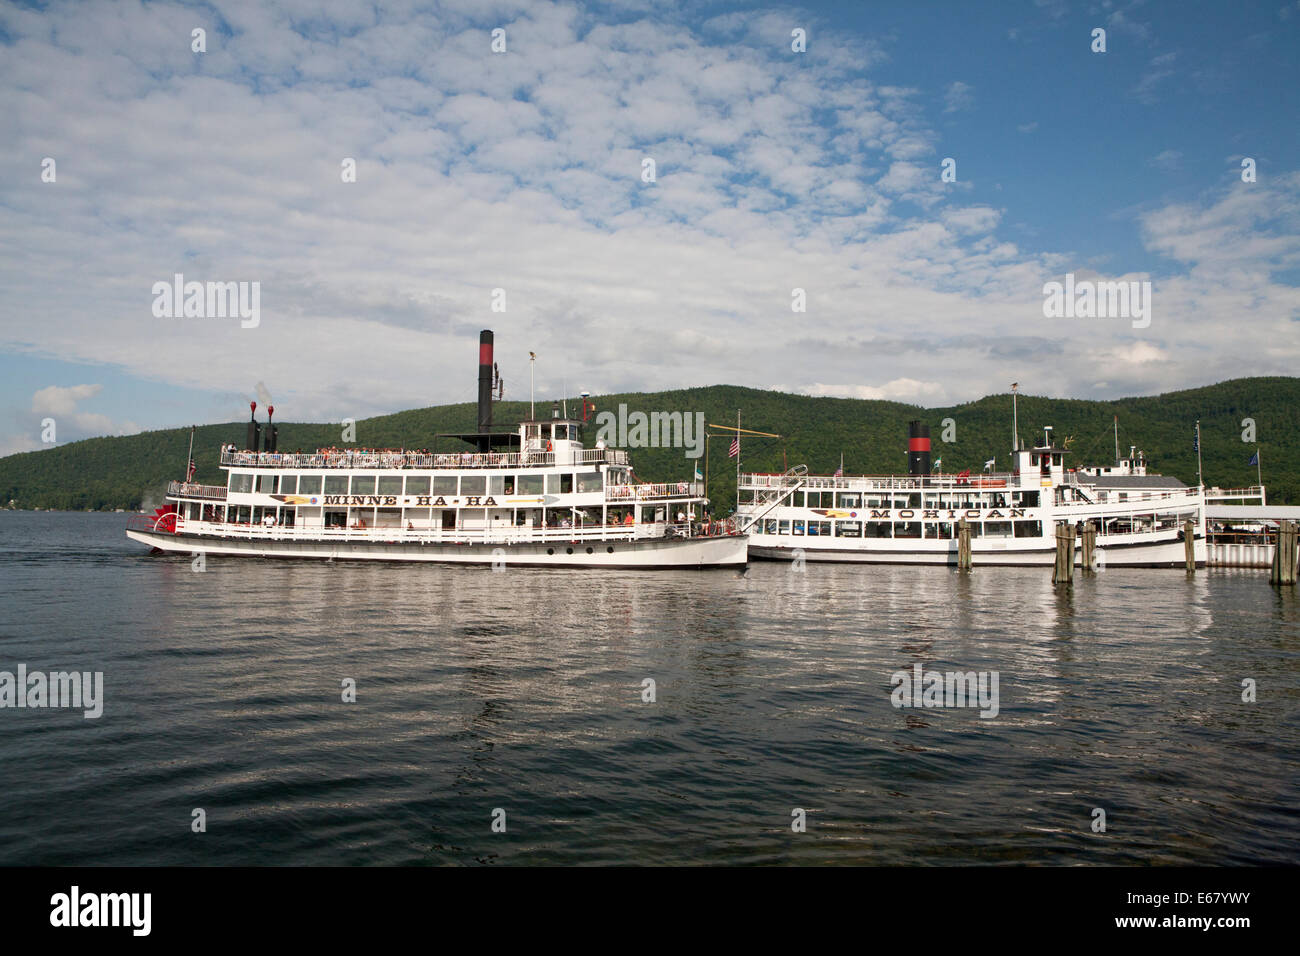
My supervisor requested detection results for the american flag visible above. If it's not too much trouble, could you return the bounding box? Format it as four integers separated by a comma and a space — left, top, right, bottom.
186, 459, 196, 481
728, 436, 740, 458
833, 464, 843, 477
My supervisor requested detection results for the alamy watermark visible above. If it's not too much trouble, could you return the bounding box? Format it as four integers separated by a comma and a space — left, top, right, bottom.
594, 403, 705, 459
0, 664, 103, 718
152, 273, 260, 328
890, 664, 999, 719
1042, 273, 1151, 329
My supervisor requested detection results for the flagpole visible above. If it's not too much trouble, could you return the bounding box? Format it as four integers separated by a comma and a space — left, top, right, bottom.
186, 424, 195, 480
735, 409, 741, 514
1257, 447, 1263, 493
1195, 420, 1203, 489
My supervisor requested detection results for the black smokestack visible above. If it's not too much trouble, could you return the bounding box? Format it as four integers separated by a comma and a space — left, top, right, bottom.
477, 330, 494, 435
247, 402, 260, 453
907, 421, 931, 477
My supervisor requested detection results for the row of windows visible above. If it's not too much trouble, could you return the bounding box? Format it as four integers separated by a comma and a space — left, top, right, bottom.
798, 490, 1041, 509
229, 471, 607, 496
760, 519, 1045, 539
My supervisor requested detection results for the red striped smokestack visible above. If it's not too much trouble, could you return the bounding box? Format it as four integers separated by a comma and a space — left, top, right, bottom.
477, 330, 494, 434
907, 421, 931, 476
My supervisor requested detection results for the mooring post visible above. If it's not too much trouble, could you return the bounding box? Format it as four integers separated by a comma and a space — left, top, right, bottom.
1184, 519, 1197, 572
957, 517, 972, 571
1081, 521, 1096, 572
1053, 522, 1075, 584
1271, 520, 1297, 586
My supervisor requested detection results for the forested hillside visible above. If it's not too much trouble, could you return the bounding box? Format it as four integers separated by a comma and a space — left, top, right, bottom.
2, 378, 1296, 511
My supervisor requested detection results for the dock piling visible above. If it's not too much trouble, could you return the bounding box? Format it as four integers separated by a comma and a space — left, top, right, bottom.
1270, 520, 1298, 586
957, 517, 971, 571
1081, 521, 1096, 572
1052, 523, 1075, 585
1184, 520, 1197, 573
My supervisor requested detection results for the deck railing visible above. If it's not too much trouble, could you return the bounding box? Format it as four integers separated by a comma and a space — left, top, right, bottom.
152, 517, 739, 545
219, 447, 629, 470
167, 481, 227, 500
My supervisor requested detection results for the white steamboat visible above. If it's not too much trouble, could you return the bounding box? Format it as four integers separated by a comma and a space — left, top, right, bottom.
127, 331, 747, 569
737, 422, 1206, 568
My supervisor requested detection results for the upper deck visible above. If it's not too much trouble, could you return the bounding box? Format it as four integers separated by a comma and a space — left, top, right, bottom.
220, 446, 629, 470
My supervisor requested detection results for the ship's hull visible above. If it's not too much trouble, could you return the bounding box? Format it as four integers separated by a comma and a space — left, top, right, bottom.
126, 528, 748, 569
749, 536, 1204, 568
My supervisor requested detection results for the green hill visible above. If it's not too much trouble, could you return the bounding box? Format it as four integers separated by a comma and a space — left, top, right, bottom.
2, 378, 1297, 512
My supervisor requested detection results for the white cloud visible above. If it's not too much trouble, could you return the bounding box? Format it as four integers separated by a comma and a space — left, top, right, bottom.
0, 0, 1295, 439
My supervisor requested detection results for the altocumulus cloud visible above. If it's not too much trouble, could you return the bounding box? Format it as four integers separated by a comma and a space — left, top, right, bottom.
0, 0, 1297, 436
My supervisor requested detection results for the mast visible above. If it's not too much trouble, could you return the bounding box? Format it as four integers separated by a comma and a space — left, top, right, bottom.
1195, 420, 1204, 489
735, 409, 741, 513
1114, 414, 1119, 464
529, 351, 536, 422
1011, 383, 1020, 451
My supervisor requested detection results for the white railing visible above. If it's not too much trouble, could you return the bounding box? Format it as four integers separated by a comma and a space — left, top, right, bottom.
741, 472, 1017, 491
170, 518, 732, 545
605, 481, 703, 502
219, 447, 629, 470
167, 481, 227, 500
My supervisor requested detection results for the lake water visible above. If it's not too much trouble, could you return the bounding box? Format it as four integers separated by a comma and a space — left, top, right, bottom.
1, 511, 1296, 865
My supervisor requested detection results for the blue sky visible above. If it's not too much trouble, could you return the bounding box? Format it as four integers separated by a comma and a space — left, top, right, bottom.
1, 0, 1298, 455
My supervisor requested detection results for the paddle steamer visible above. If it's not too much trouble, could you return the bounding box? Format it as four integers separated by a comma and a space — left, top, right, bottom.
127, 331, 746, 568
737, 422, 1206, 567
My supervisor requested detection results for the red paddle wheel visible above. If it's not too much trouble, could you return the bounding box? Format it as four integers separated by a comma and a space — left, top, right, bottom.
152, 504, 178, 532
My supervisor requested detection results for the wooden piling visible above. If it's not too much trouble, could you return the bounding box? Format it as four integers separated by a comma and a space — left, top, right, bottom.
1270, 520, 1298, 586
957, 517, 971, 571
1053, 522, 1075, 584
1081, 521, 1096, 572
1184, 519, 1197, 572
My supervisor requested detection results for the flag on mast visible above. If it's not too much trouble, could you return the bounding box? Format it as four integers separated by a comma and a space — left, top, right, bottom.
833, 453, 843, 478
728, 436, 740, 458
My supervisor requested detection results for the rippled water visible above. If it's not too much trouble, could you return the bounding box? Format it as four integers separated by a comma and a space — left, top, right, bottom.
1, 511, 1297, 865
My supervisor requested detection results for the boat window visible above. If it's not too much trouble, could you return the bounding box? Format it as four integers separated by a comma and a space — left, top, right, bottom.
546, 473, 561, 494
324, 475, 347, 494
503, 475, 515, 494
895, 521, 922, 538
1013, 520, 1042, 538
324, 510, 347, 528
280, 475, 297, 494
257, 474, 277, 494
985, 521, 1013, 537
487, 475, 504, 496
518, 473, 544, 495
351, 475, 376, 495
576, 472, 602, 493
406, 476, 430, 495
805, 491, 823, 508
378, 476, 403, 495
936, 522, 953, 539
809, 521, 830, 536
764, 519, 778, 535
433, 476, 457, 495
554, 424, 568, 440
778, 520, 790, 535
461, 475, 486, 496
865, 522, 892, 538
1016, 491, 1040, 508
229, 473, 254, 494
299, 475, 322, 494
836, 520, 862, 538
837, 493, 861, 508
792, 520, 805, 535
